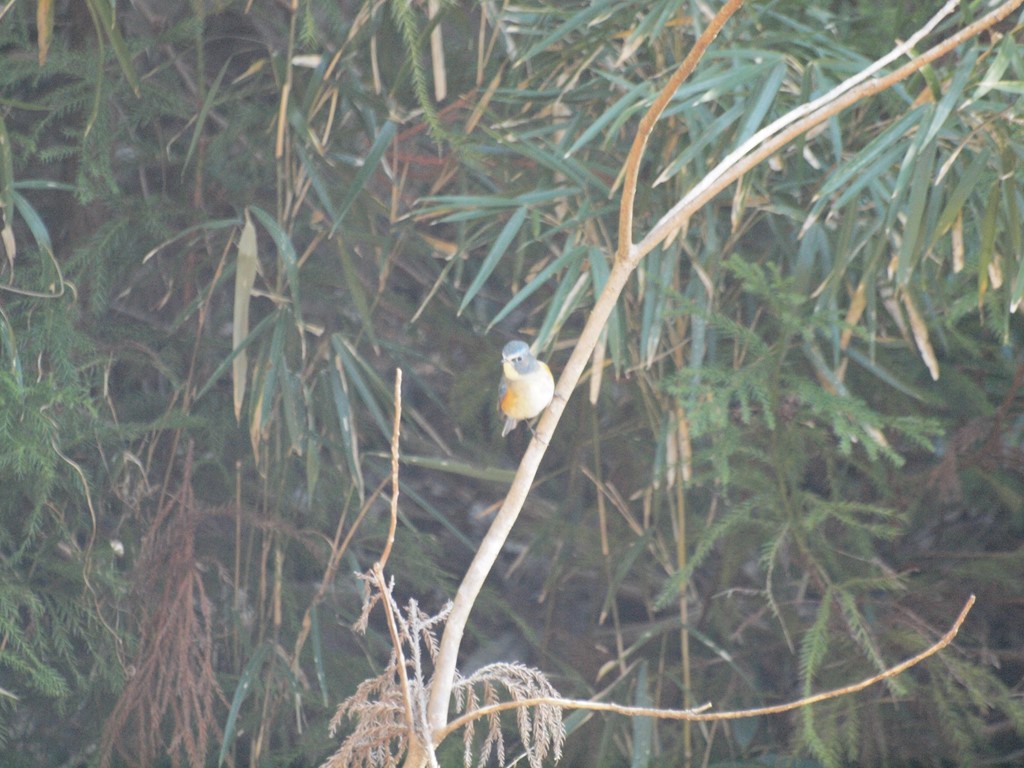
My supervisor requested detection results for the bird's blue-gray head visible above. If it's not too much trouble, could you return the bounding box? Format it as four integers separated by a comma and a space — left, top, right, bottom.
501, 340, 538, 374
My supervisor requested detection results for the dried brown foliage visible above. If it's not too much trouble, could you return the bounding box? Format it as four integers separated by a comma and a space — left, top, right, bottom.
321, 571, 564, 768
453, 663, 565, 768
99, 445, 225, 768
321, 572, 448, 768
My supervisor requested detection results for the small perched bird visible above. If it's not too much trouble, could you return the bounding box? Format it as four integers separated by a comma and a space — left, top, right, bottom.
498, 340, 555, 437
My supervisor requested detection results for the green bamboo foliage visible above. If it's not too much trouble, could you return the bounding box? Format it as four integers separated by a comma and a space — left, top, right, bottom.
411, 2, 1024, 765
2, 0, 1024, 765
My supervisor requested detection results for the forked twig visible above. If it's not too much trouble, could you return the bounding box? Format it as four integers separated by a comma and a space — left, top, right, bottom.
373, 369, 412, 730
617, 0, 745, 258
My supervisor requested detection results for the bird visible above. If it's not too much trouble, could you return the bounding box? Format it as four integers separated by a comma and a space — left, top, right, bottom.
498, 340, 555, 437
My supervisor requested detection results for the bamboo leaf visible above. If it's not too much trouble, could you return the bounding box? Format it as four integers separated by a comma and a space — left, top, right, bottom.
1002, 171, 1021, 265
142, 217, 241, 263
902, 291, 939, 380
400, 454, 514, 483
294, 139, 340, 223
587, 246, 624, 372
233, 212, 258, 421
978, 184, 1000, 304
896, 139, 936, 286
330, 120, 397, 234
639, 246, 674, 366
534, 253, 586, 348
845, 345, 930, 402
929, 148, 991, 249
0, 304, 22, 387
218, 642, 271, 767
10, 191, 53, 260
885, 111, 934, 243
517, 2, 615, 64
839, 281, 866, 351
310, 604, 329, 706
281, 368, 306, 456
565, 80, 650, 157
952, 211, 965, 273
486, 244, 583, 331
0, 116, 14, 269
36, 0, 54, 66
974, 35, 1015, 99
921, 47, 977, 148
251, 315, 288, 454
602, 529, 655, 623
1, 191, 65, 298
84, 0, 141, 96
331, 334, 391, 439
818, 146, 904, 228
182, 61, 230, 176
1011, 253, 1024, 314
394, 478, 476, 552
457, 205, 527, 315
630, 661, 653, 768
422, 188, 582, 222
326, 350, 365, 501
337, 238, 377, 346
305, 433, 320, 498
195, 311, 276, 403
499, 133, 606, 192
737, 58, 786, 144
249, 206, 303, 327
802, 109, 924, 235
297, 52, 332, 116
655, 102, 745, 186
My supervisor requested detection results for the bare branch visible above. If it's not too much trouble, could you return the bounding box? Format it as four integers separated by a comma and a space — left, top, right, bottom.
617, 0, 745, 259
635, 0, 1024, 265
379, 368, 403, 570
436, 595, 975, 740
373, 566, 416, 736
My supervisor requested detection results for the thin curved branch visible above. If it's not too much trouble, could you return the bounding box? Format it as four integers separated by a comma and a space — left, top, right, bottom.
378, 368, 403, 570
436, 595, 975, 740
617, 0, 745, 260
372, 371, 411, 727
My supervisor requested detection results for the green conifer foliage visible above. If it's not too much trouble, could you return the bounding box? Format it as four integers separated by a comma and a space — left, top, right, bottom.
1, 1, 1023, 765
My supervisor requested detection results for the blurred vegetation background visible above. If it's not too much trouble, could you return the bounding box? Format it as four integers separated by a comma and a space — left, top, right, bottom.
1, 0, 1023, 765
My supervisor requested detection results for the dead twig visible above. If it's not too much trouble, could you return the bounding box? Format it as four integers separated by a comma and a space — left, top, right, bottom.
437, 594, 975, 740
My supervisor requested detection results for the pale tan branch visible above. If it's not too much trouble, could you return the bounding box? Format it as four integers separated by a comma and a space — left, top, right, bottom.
379, 368, 403, 570
617, 0, 745, 259
436, 594, 975, 740
373, 565, 416, 735
635, 0, 1024, 265
371, 371, 410, 730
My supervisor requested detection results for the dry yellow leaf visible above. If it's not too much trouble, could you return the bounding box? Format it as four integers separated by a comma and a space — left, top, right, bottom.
902, 291, 939, 380
233, 212, 259, 421
37, 0, 53, 66
841, 281, 867, 350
